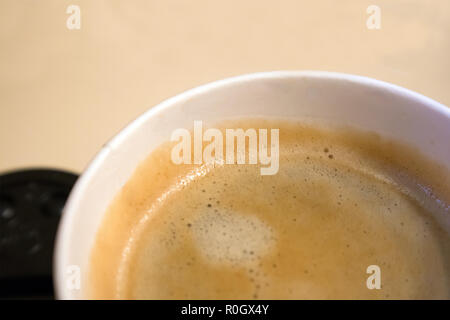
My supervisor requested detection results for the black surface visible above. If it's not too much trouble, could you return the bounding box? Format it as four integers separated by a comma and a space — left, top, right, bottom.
0, 299, 441, 317
0, 169, 78, 299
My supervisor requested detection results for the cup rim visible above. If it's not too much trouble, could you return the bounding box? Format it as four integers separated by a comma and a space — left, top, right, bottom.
53, 70, 450, 299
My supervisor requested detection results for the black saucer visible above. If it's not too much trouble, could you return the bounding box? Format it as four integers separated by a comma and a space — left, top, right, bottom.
0, 169, 78, 299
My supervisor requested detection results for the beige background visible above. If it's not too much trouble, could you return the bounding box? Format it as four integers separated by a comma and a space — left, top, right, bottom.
0, 0, 449, 174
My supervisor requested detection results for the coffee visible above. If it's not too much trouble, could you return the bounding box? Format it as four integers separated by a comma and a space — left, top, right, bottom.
89, 119, 450, 299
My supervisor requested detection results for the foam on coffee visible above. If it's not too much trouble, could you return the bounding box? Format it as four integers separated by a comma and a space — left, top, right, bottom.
88, 119, 450, 299
191, 208, 276, 266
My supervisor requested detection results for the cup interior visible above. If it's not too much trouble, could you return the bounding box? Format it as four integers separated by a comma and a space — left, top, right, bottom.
54, 71, 450, 299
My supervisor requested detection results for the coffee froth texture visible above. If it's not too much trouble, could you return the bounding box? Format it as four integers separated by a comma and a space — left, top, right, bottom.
89, 119, 450, 299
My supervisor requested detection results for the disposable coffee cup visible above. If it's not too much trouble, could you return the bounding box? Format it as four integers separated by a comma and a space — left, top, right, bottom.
54, 71, 450, 299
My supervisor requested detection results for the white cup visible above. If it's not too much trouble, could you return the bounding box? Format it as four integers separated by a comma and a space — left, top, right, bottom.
54, 71, 450, 299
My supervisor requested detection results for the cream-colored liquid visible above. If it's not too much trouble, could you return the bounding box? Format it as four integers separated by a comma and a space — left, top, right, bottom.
89, 119, 450, 299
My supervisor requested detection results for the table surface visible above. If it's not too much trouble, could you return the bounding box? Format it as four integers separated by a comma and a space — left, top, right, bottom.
1, 0, 449, 174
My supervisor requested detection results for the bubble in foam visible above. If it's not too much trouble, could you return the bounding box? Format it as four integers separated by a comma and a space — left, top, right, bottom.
191, 208, 276, 266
